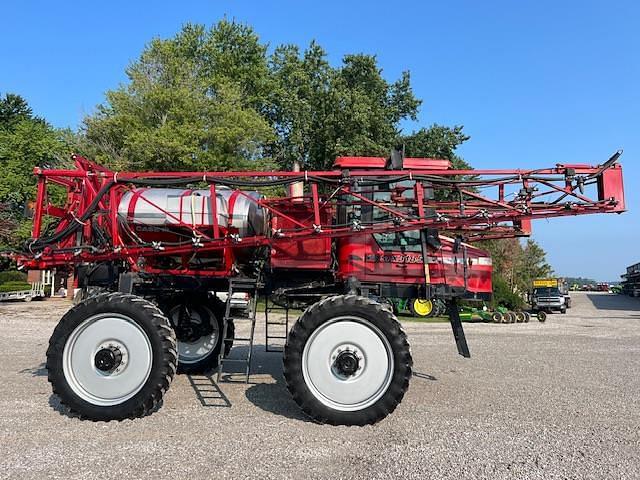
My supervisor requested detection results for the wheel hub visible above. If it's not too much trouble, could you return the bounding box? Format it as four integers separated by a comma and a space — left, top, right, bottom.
94, 340, 129, 375
333, 351, 360, 377
94, 346, 123, 372
330, 344, 365, 380
174, 305, 213, 343
168, 303, 219, 365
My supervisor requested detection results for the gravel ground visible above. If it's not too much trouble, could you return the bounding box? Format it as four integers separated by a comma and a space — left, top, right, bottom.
0, 291, 639, 479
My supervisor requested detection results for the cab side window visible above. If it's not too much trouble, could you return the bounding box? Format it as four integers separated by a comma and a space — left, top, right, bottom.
371, 182, 421, 252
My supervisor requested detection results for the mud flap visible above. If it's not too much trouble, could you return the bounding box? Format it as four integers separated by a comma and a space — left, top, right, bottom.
447, 298, 470, 358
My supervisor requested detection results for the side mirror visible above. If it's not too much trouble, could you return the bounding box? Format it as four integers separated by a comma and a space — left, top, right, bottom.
388, 145, 404, 170
452, 236, 462, 254
422, 228, 441, 249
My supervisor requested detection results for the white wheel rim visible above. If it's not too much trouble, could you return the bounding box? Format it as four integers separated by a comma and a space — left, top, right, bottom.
62, 313, 152, 406
169, 305, 218, 364
301, 316, 394, 412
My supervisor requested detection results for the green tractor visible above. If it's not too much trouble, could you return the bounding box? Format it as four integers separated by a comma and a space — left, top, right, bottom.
394, 298, 540, 324
404, 298, 447, 318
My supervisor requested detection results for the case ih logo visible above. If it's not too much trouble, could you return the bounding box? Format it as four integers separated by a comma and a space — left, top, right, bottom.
134, 225, 164, 233
366, 254, 423, 264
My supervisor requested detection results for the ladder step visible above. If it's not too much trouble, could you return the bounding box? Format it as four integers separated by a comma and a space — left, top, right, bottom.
225, 316, 256, 322
223, 337, 253, 343
228, 287, 258, 293
264, 295, 290, 354
218, 278, 260, 384
229, 279, 260, 287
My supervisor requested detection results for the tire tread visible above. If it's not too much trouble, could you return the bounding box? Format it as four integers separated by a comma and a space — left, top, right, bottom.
283, 294, 412, 426
46, 293, 177, 421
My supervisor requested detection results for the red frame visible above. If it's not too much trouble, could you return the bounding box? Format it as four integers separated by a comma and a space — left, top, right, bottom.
20, 154, 625, 280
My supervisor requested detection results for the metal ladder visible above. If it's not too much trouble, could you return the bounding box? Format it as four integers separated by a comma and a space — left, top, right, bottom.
216, 277, 259, 383
264, 295, 290, 353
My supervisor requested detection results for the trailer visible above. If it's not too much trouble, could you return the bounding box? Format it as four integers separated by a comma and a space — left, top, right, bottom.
14, 150, 625, 424
621, 263, 640, 296
0, 282, 46, 302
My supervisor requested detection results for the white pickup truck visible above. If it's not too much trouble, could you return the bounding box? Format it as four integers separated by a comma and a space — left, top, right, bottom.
530, 278, 570, 314
215, 291, 250, 311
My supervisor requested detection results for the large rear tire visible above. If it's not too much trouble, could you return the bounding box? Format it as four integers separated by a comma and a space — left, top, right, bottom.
283, 295, 412, 426
46, 293, 177, 421
160, 295, 233, 374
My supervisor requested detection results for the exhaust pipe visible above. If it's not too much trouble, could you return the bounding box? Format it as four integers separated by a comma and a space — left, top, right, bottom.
289, 160, 304, 202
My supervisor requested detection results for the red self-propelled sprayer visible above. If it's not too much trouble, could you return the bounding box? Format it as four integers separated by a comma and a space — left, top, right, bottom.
17, 150, 624, 424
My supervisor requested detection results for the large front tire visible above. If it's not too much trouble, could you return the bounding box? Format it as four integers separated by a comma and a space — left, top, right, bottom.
283, 295, 412, 426
46, 293, 177, 421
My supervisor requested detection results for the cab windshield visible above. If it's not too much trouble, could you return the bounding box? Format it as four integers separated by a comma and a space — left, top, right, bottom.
533, 287, 561, 296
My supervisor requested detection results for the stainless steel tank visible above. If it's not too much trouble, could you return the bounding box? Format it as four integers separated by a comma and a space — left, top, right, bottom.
118, 187, 266, 237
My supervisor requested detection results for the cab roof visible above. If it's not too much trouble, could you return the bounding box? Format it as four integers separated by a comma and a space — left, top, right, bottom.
333, 156, 452, 170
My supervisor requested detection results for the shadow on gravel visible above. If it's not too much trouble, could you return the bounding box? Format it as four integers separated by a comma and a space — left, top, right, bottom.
586, 294, 640, 312
187, 374, 231, 408
48, 394, 81, 419
245, 381, 310, 422
413, 371, 437, 381
237, 345, 312, 422
48, 394, 164, 419
19, 363, 47, 377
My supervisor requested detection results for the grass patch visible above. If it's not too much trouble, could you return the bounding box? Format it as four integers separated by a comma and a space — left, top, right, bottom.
0, 281, 32, 293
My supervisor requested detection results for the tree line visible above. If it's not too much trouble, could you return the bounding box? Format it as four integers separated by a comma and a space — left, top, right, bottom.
0, 19, 552, 303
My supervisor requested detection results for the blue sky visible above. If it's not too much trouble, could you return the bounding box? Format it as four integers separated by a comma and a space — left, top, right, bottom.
2, 0, 637, 280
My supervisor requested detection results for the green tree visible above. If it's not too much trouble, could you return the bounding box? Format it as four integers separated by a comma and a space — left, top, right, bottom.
401, 124, 471, 169
0, 93, 68, 248
83, 20, 423, 171
0, 203, 18, 246
83, 21, 274, 171
265, 42, 334, 169
518, 239, 553, 287
480, 237, 553, 306
327, 54, 420, 166
481, 238, 523, 290
0, 93, 35, 127
492, 274, 525, 309
400, 124, 474, 202
565, 276, 597, 286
